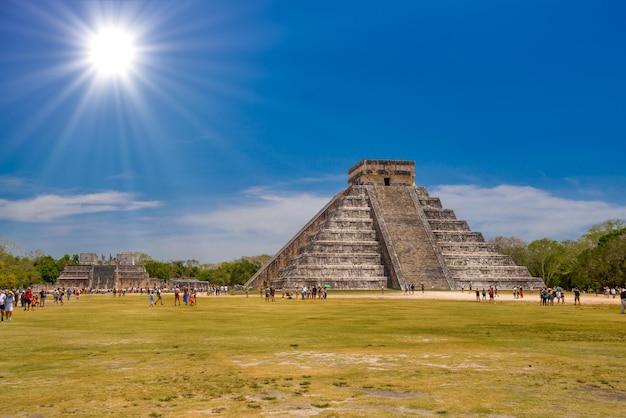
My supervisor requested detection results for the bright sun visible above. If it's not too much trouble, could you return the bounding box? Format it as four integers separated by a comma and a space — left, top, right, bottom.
89, 28, 135, 76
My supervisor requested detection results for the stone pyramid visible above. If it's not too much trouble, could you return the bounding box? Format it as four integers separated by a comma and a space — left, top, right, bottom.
245, 159, 545, 291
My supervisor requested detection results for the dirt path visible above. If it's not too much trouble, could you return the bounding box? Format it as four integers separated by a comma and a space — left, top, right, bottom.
331, 290, 620, 305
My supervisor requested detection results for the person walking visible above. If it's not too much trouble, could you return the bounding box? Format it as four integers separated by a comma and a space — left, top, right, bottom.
620, 286, 626, 314
4, 290, 14, 321
24, 288, 33, 311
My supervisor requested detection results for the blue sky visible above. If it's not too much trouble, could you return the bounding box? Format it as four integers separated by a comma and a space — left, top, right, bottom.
1, 0, 625, 262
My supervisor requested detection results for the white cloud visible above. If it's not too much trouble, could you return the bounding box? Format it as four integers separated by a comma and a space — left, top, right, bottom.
180, 189, 330, 238
431, 184, 626, 241
0, 191, 161, 222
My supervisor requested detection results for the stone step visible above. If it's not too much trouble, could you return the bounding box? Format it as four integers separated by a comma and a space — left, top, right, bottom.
329, 209, 371, 219
324, 219, 374, 229
313, 230, 378, 241
273, 277, 388, 290
439, 242, 497, 253
282, 264, 386, 277
418, 198, 443, 208
445, 255, 517, 266
433, 231, 485, 242
306, 242, 382, 252
289, 253, 384, 265
428, 220, 471, 232
422, 208, 456, 219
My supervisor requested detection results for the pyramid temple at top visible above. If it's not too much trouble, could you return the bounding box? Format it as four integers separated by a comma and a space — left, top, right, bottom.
245, 159, 545, 291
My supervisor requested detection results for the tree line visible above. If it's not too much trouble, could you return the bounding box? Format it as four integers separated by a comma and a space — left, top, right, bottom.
489, 219, 626, 291
1, 218, 624, 290
0, 240, 270, 290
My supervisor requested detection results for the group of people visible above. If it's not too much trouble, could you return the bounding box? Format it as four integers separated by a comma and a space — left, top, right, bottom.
150, 286, 197, 307
256, 285, 329, 301
539, 287, 568, 305
300, 285, 328, 300
0, 287, 81, 322
475, 287, 499, 303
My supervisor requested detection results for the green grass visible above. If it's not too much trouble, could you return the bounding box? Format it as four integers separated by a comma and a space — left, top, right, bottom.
1, 293, 625, 417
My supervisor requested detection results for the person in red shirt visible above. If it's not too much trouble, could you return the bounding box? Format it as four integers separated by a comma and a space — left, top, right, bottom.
24, 288, 33, 311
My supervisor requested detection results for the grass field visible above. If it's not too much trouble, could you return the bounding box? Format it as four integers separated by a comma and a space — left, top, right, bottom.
1, 292, 624, 417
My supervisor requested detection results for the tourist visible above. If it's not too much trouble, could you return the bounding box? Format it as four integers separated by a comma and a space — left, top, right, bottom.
0, 289, 5, 321
475, 289, 480, 301
265, 287, 270, 302
620, 287, 626, 314
149, 290, 154, 307
270, 287, 275, 302
174, 286, 181, 306
4, 290, 14, 321
301, 286, 307, 300
572, 287, 580, 305
155, 288, 163, 305
39, 289, 47, 307
189, 291, 196, 306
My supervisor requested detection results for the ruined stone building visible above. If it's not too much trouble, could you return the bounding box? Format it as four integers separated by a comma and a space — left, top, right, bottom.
245, 159, 545, 291
56, 252, 158, 290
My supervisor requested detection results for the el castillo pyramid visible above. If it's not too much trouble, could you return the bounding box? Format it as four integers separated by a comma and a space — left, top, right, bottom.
245, 159, 545, 291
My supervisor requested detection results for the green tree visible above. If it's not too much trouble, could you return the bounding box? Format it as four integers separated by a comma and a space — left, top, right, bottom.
579, 219, 625, 248
144, 261, 172, 280
56, 254, 75, 273
573, 227, 626, 289
34, 255, 60, 283
526, 238, 566, 287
